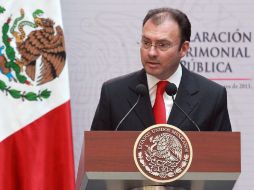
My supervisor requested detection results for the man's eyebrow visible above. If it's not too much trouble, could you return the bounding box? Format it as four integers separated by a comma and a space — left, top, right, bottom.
142, 35, 171, 41
156, 39, 171, 42
141, 36, 150, 40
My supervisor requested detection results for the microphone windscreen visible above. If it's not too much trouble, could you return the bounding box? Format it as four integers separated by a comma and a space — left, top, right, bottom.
165, 83, 177, 96
135, 84, 147, 96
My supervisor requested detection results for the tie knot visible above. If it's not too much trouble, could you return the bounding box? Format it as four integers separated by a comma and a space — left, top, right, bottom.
157, 81, 169, 94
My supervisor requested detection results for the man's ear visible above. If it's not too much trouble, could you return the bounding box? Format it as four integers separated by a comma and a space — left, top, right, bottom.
179, 41, 190, 58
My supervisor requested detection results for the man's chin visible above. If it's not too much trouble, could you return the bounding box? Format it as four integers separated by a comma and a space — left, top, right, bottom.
144, 68, 162, 79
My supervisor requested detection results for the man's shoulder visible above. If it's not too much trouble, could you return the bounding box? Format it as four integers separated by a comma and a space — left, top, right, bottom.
183, 66, 225, 90
103, 69, 145, 87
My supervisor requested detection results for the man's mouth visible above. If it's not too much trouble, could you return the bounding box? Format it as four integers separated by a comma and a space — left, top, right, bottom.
146, 61, 159, 64
146, 61, 160, 68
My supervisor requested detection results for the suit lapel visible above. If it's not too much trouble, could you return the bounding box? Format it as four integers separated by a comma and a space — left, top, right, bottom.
125, 66, 200, 130
127, 69, 154, 129
168, 66, 200, 129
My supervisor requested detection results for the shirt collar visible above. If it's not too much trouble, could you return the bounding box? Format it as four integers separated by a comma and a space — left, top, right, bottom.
146, 64, 182, 90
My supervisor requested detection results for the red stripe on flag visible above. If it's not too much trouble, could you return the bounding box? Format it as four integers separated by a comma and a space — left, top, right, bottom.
0, 101, 75, 190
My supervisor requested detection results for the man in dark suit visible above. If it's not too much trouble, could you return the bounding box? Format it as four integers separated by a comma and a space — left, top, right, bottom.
91, 7, 231, 131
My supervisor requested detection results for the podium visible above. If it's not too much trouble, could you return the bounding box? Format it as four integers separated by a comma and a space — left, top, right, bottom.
76, 131, 240, 190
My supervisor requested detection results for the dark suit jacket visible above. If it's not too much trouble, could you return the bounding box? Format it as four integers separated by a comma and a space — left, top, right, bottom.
91, 65, 232, 131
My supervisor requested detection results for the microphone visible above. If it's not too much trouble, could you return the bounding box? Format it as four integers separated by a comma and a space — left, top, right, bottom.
135, 84, 148, 97
165, 83, 200, 131
115, 84, 147, 130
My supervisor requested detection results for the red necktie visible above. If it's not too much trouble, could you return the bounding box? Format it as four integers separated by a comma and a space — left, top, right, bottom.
153, 81, 169, 124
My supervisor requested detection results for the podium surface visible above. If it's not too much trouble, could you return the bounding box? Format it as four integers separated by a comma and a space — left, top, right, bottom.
77, 131, 240, 190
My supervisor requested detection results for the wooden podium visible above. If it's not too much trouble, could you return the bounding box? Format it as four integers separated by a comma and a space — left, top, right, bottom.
76, 131, 240, 190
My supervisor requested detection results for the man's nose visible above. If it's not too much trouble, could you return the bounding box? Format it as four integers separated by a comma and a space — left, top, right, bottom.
147, 46, 158, 58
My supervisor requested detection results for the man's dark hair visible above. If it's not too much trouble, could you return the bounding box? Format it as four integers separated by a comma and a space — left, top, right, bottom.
143, 7, 191, 47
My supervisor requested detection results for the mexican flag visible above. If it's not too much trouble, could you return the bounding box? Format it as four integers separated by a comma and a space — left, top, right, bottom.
0, 1, 75, 189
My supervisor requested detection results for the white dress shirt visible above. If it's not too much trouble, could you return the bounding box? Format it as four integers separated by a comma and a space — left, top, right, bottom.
146, 64, 182, 121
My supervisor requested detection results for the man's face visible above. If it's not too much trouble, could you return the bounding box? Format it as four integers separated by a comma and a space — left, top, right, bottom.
140, 19, 189, 80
